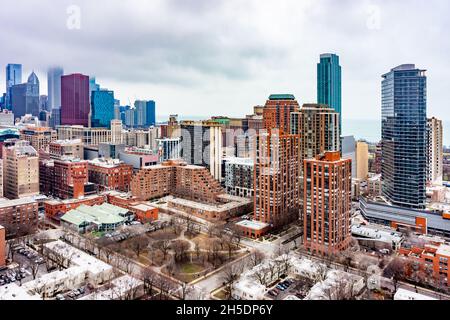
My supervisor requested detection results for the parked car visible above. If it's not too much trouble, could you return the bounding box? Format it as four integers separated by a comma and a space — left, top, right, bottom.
56, 294, 65, 300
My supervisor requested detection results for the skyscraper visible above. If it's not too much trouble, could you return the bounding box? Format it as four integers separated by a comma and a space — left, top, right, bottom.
5, 63, 22, 109
427, 117, 443, 184
134, 100, 156, 127
303, 151, 352, 255
61, 73, 90, 127
180, 120, 222, 180
317, 53, 342, 133
10, 72, 40, 118
253, 94, 301, 228
262, 94, 300, 134
47, 66, 64, 110
91, 89, 115, 128
290, 103, 340, 161
381, 64, 427, 209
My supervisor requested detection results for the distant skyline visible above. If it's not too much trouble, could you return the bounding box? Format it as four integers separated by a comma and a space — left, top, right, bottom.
1, 0, 450, 120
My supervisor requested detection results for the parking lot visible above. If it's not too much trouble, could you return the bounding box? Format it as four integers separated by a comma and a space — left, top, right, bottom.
266, 276, 315, 300
0, 244, 47, 287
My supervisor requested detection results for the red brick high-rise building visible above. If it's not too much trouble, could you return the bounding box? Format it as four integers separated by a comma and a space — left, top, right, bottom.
253, 94, 301, 229
303, 151, 352, 255
262, 94, 300, 134
61, 74, 90, 127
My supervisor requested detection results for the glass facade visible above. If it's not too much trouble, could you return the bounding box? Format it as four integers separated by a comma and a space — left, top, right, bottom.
61, 73, 90, 127
91, 89, 115, 128
317, 53, 342, 133
381, 64, 427, 209
5, 63, 22, 109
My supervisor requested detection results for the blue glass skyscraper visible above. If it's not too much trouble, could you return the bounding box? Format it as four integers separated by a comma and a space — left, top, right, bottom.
5, 64, 22, 109
91, 89, 115, 128
146, 100, 156, 126
317, 53, 342, 133
381, 64, 427, 209
134, 100, 156, 127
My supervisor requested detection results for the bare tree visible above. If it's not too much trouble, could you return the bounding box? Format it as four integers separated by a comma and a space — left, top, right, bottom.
251, 267, 267, 285
231, 225, 242, 246
128, 235, 150, 258
154, 240, 171, 261
156, 277, 173, 300
248, 250, 265, 268
179, 282, 193, 300
29, 260, 40, 280
313, 263, 328, 283
383, 257, 406, 292
141, 267, 157, 298
207, 224, 215, 238
194, 241, 201, 260
171, 240, 190, 262
221, 263, 243, 300
185, 214, 196, 236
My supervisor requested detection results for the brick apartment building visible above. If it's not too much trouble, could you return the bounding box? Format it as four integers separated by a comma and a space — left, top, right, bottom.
44, 195, 105, 218
303, 151, 352, 255
104, 191, 158, 222
88, 158, 133, 192
0, 197, 39, 236
40, 157, 96, 199
131, 159, 223, 203
0, 225, 5, 267
290, 104, 340, 162
399, 242, 450, 287
253, 94, 301, 229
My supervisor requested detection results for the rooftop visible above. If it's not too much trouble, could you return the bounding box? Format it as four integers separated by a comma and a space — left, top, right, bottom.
88, 157, 126, 168
394, 288, 436, 300
61, 203, 128, 226
235, 219, 269, 231
0, 197, 37, 208
268, 94, 295, 101
436, 244, 450, 257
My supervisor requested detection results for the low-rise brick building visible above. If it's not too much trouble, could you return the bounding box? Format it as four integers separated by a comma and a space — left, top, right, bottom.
0, 197, 38, 236
88, 158, 133, 192
131, 160, 223, 203
0, 225, 5, 266
40, 157, 96, 199
44, 194, 106, 218
399, 240, 450, 287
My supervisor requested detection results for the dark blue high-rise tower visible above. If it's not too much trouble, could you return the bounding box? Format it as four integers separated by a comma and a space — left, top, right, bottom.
381, 64, 427, 209
91, 89, 115, 128
317, 53, 342, 133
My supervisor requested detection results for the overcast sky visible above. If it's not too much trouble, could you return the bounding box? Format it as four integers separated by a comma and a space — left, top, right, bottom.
1, 0, 449, 120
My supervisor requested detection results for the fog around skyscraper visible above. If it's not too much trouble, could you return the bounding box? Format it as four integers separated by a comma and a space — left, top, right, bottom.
0, 0, 449, 120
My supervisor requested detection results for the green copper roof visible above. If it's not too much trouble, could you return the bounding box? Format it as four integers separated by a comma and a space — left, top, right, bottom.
268, 94, 295, 100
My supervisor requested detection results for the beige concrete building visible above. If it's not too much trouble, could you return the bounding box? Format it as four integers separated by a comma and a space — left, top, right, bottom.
19, 126, 57, 152
356, 141, 369, 180
427, 117, 443, 184
56, 125, 112, 146
3, 140, 39, 199
110, 119, 123, 144
49, 139, 84, 159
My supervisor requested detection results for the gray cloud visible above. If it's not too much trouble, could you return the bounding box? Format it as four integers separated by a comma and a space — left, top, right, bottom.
1, 0, 450, 122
